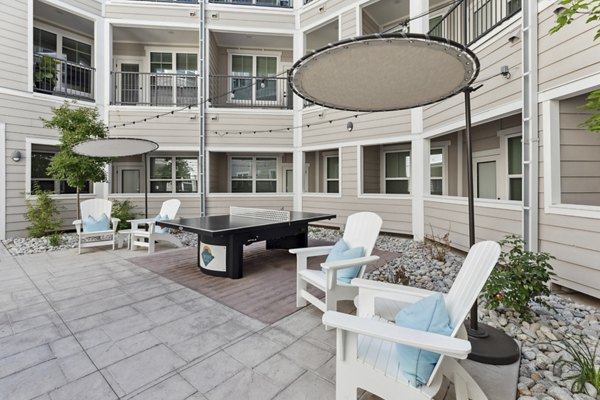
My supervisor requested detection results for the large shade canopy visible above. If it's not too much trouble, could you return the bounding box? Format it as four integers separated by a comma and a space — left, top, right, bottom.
72, 137, 159, 157
288, 33, 479, 112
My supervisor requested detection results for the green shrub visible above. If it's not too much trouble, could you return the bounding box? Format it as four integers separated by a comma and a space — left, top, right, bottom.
555, 335, 600, 394
482, 234, 555, 320
111, 200, 138, 230
24, 184, 62, 238
49, 233, 62, 247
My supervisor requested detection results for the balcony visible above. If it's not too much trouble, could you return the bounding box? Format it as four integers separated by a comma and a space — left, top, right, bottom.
111, 71, 198, 107
209, 75, 292, 109
127, 0, 199, 3
33, 54, 95, 101
428, 0, 522, 46
208, 0, 292, 8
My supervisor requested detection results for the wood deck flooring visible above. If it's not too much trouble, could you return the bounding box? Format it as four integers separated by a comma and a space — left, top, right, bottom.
129, 239, 401, 324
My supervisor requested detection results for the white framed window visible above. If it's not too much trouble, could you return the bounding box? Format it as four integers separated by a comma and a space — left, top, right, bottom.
149, 156, 198, 194
384, 151, 410, 194
229, 156, 278, 193
29, 143, 92, 195
33, 24, 94, 96
325, 155, 339, 193
228, 51, 281, 104
506, 135, 522, 201
144, 47, 199, 106
430, 148, 444, 195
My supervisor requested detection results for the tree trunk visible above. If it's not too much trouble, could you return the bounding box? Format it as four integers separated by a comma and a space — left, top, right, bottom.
76, 188, 80, 220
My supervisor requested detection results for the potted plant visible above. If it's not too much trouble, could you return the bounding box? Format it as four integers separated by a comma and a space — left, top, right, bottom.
34, 55, 59, 93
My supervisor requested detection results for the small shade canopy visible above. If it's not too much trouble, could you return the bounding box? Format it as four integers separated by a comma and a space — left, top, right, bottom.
72, 138, 159, 158
288, 33, 480, 112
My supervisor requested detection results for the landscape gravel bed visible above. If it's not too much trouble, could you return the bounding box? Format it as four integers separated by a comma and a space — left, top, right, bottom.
3, 227, 600, 399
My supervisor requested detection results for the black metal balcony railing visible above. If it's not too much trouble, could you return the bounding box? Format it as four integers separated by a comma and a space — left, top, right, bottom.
111, 71, 199, 106
428, 0, 521, 46
33, 54, 95, 101
209, 0, 292, 8
128, 0, 199, 3
209, 75, 293, 109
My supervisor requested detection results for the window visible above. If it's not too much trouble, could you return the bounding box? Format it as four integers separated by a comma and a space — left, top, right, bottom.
230, 156, 277, 193
62, 36, 92, 93
150, 156, 198, 193
31, 148, 91, 194
150, 52, 173, 73
230, 54, 278, 103
429, 15, 444, 37
477, 161, 497, 199
507, 0, 521, 15
33, 27, 57, 54
507, 136, 522, 201
385, 151, 410, 194
326, 156, 339, 193
430, 148, 444, 195
473, 0, 493, 38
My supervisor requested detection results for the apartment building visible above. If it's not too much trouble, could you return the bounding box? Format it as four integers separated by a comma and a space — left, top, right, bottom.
1, 0, 599, 298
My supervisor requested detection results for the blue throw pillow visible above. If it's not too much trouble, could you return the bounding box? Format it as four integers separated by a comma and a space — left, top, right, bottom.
322, 239, 365, 284
395, 293, 453, 387
83, 213, 110, 233
154, 214, 169, 233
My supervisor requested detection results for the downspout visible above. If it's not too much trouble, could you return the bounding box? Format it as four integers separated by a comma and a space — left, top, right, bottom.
199, 0, 207, 216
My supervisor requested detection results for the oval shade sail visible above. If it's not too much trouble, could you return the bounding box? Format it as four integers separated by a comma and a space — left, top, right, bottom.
72, 138, 159, 157
288, 33, 480, 112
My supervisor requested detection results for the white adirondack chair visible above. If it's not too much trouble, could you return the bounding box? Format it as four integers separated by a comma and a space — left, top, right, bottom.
73, 199, 120, 254
129, 199, 183, 254
291, 212, 383, 314
323, 240, 501, 400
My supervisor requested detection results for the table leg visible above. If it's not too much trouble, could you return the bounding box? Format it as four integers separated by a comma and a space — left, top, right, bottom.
227, 235, 244, 279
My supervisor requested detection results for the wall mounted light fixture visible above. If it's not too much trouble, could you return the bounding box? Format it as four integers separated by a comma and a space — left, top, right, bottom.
346, 121, 354, 132
11, 150, 22, 162
554, 6, 566, 15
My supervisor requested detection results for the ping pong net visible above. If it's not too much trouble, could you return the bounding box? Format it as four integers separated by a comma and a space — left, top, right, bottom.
229, 206, 291, 222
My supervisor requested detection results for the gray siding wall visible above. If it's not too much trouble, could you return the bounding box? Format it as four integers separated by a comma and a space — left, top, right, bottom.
1, 95, 89, 237
340, 9, 356, 39
60, 0, 102, 15
206, 8, 294, 32
0, 0, 28, 92
301, 109, 411, 146
361, 11, 379, 35
424, 200, 522, 252
539, 7, 600, 92
300, 0, 347, 28
559, 94, 600, 206
206, 112, 293, 148
108, 110, 200, 147
106, 3, 200, 24
108, 195, 201, 220
423, 27, 522, 130
362, 145, 380, 194
302, 146, 413, 234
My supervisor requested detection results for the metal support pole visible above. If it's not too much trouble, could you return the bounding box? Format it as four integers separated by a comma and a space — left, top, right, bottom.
144, 153, 148, 218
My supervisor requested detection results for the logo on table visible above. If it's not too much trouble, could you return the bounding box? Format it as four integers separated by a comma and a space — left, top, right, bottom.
201, 246, 215, 266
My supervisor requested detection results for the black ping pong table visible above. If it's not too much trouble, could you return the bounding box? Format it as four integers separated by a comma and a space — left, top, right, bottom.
158, 207, 335, 279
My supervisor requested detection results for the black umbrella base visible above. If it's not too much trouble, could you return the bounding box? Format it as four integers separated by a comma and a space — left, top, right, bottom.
464, 320, 520, 365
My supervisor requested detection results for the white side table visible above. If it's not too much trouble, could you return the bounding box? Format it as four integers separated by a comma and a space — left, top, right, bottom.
117, 229, 133, 250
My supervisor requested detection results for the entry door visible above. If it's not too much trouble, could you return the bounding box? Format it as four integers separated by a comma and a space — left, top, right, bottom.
122, 169, 141, 193
477, 161, 497, 199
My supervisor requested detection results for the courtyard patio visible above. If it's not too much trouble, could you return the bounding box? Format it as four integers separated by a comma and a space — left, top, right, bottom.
0, 234, 527, 400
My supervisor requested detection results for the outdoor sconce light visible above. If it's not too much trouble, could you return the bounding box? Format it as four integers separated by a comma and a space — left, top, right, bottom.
259, 79, 266, 89
11, 150, 22, 162
507, 35, 519, 44
500, 65, 511, 79
554, 6, 566, 16
346, 121, 354, 132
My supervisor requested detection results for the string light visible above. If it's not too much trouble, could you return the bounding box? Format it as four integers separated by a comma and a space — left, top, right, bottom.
108, 51, 514, 136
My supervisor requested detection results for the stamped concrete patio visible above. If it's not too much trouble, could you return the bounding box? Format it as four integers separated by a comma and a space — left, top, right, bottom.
0, 243, 514, 400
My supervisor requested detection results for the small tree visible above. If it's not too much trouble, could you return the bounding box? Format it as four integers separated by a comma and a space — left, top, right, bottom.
24, 183, 62, 238
42, 101, 110, 218
552, 1, 600, 132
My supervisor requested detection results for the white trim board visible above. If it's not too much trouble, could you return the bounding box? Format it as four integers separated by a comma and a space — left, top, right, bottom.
0, 122, 6, 239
